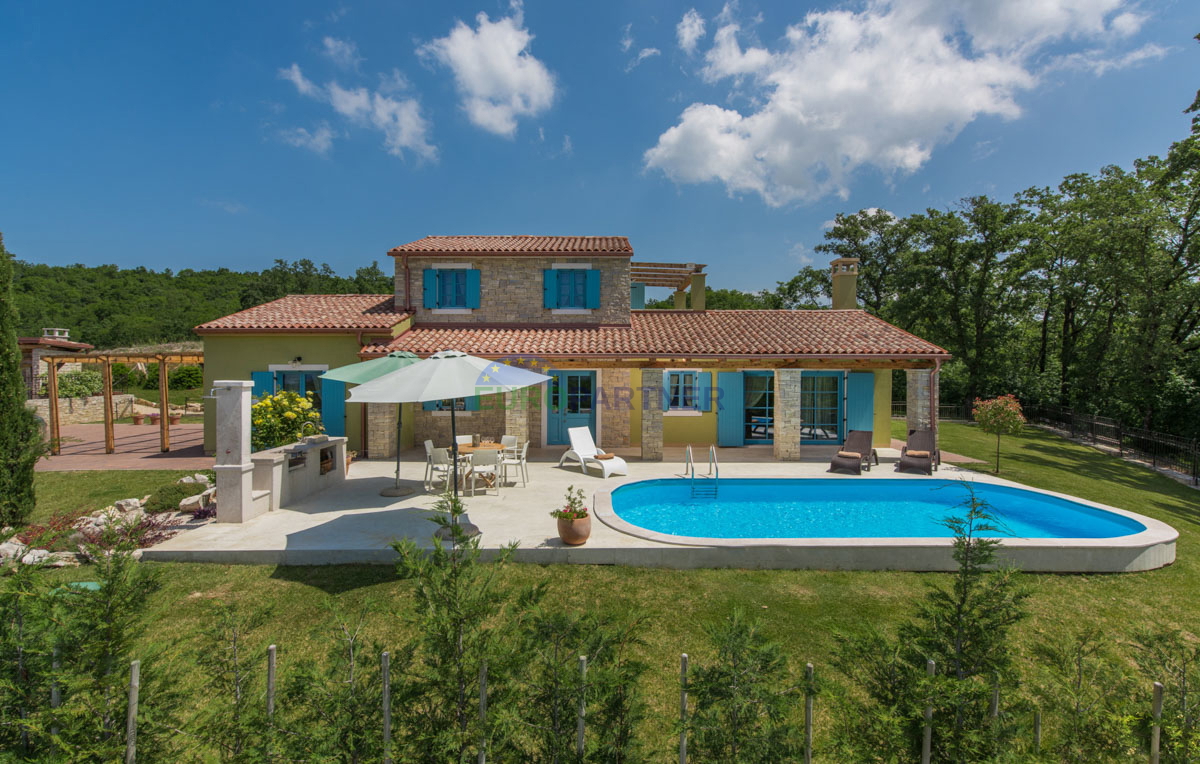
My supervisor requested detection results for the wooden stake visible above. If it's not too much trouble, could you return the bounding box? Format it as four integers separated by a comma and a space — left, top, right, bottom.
680, 654, 688, 764
125, 660, 140, 764
921, 659, 934, 764
266, 645, 276, 719
102, 360, 115, 454
157, 357, 169, 452
382, 651, 392, 764
577, 656, 587, 758
1152, 681, 1164, 764
805, 663, 814, 764
46, 360, 60, 455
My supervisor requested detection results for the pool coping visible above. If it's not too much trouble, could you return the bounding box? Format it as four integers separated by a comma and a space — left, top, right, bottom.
591, 473, 1178, 573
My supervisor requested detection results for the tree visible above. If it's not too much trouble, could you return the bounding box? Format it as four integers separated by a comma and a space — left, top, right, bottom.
0, 233, 43, 527
193, 601, 274, 762
972, 395, 1026, 474
814, 208, 912, 315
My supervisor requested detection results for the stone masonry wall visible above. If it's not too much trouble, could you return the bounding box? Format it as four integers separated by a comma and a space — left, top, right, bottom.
366, 403, 398, 459
26, 394, 134, 426
601, 368, 632, 448
640, 369, 663, 461
394, 256, 631, 326
773, 370, 803, 461
411, 393, 507, 447
906, 370, 931, 434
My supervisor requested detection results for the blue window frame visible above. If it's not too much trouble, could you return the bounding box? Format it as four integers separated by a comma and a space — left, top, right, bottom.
557, 270, 587, 308
668, 371, 698, 410
438, 269, 468, 308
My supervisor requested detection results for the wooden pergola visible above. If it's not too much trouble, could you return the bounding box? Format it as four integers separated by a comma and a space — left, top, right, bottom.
39, 352, 204, 455
629, 261, 707, 291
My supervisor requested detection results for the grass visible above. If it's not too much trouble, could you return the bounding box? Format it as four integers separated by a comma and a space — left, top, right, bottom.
32, 422, 1200, 757
119, 384, 204, 408
29, 470, 201, 526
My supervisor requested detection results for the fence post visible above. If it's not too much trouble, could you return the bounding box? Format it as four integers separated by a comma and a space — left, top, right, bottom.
990, 685, 999, 719
577, 656, 587, 759
478, 661, 487, 764
804, 663, 814, 764
267, 644, 276, 720
382, 651, 392, 764
1118, 423, 1124, 457
125, 660, 140, 764
921, 659, 934, 764
1152, 681, 1164, 764
680, 654, 688, 764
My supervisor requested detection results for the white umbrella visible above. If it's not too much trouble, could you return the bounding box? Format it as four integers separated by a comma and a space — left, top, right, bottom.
348, 349, 551, 500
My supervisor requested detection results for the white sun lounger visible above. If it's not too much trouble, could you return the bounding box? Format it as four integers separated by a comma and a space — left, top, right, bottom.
557, 426, 628, 478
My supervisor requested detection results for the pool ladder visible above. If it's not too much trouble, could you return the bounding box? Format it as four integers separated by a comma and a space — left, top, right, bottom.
685, 444, 719, 498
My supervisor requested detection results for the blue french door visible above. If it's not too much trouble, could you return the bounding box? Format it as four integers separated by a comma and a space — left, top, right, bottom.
743, 371, 775, 444
801, 372, 842, 443
546, 371, 596, 445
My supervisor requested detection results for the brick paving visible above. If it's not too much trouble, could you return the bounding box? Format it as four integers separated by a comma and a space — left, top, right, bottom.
37, 423, 213, 472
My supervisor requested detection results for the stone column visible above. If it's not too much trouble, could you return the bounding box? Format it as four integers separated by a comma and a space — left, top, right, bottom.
367, 403, 398, 459
673, 290, 687, 309
906, 370, 931, 434
213, 380, 254, 523
773, 369, 803, 461
690, 273, 706, 310
504, 389, 530, 446
601, 368, 632, 448
640, 368, 663, 461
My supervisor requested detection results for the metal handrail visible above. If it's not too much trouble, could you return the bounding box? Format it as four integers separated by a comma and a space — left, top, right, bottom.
708, 445, 719, 482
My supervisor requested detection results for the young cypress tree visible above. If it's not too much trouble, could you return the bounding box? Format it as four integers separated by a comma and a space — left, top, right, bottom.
0, 234, 42, 527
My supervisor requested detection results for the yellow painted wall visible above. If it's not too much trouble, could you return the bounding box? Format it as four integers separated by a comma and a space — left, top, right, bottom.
201, 333, 368, 454
872, 369, 892, 448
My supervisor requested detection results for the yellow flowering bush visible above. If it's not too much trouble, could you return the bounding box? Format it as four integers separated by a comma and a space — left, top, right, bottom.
251, 390, 323, 452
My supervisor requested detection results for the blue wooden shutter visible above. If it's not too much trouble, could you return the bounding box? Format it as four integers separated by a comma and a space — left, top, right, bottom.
251, 371, 274, 399
465, 395, 480, 412
630, 281, 645, 310
846, 372, 875, 435
544, 270, 559, 309
663, 372, 674, 411
423, 269, 438, 308
717, 372, 744, 446
698, 372, 713, 412
422, 400, 438, 411
321, 380, 346, 437
585, 270, 600, 309
466, 269, 481, 309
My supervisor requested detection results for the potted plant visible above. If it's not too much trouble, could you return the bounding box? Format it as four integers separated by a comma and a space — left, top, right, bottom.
550, 485, 590, 545
168, 411, 182, 425
132, 412, 145, 425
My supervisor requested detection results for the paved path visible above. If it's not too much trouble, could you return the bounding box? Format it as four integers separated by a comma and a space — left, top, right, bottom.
37, 423, 213, 472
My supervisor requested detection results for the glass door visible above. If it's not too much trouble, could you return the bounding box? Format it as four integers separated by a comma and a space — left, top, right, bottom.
743, 372, 774, 444
801, 373, 841, 443
547, 371, 596, 445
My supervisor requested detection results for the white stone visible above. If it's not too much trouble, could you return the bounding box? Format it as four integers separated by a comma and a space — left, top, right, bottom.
177, 476, 200, 485
122, 508, 146, 525
0, 540, 27, 562
20, 548, 50, 565
179, 493, 205, 512
200, 487, 216, 506
46, 551, 80, 568
114, 498, 142, 512
193, 473, 211, 484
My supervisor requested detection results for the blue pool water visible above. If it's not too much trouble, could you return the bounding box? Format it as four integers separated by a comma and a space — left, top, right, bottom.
610, 479, 1145, 540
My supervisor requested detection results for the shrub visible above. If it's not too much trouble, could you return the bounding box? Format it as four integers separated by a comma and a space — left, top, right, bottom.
251, 390, 322, 452
144, 481, 207, 514
55, 369, 104, 398
142, 362, 160, 389
168, 365, 203, 389
972, 394, 1026, 474
109, 362, 145, 390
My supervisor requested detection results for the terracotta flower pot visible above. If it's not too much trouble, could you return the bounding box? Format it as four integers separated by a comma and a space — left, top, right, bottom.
132, 414, 145, 425
168, 414, 182, 425
557, 516, 591, 546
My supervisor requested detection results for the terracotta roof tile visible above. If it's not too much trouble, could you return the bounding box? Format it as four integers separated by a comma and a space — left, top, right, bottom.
363, 310, 949, 358
17, 337, 94, 351
389, 235, 633, 255
195, 295, 409, 333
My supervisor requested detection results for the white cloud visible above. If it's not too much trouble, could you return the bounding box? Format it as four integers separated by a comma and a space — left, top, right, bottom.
278, 64, 435, 160
620, 23, 634, 53
322, 36, 363, 71
561, 135, 573, 156
626, 47, 661, 73
418, 0, 556, 137
378, 68, 410, 94
677, 9, 706, 55
645, 0, 1158, 206
279, 123, 335, 156
1049, 42, 1168, 76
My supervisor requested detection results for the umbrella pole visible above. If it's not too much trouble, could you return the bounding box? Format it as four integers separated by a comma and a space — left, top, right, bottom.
450, 404, 460, 500
379, 403, 413, 498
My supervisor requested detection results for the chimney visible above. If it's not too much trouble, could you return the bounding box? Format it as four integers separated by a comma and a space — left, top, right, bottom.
43, 328, 69, 339
830, 258, 859, 310
690, 272, 706, 310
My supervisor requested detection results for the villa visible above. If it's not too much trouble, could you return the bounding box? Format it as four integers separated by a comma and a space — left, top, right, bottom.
197, 236, 950, 461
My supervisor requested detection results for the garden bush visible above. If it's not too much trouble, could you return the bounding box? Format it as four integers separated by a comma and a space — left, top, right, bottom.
110, 362, 145, 390
252, 390, 322, 451
142, 362, 160, 389
143, 481, 207, 514
54, 369, 104, 398
169, 364, 203, 389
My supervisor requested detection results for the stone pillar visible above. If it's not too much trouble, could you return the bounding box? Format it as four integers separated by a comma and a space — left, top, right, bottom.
213, 380, 255, 523
690, 273, 706, 310
640, 368, 663, 461
504, 389, 530, 446
600, 368, 632, 448
673, 290, 687, 309
367, 403, 397, 458
906, 370, 931, 434
773, 369, 803, 461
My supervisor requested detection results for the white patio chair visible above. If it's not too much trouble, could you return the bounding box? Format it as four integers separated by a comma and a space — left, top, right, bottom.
467, 447, 501, 496
426, 447, 453, 492
423, 439, 435, 486
455, 435, 474, 448
557, 427, 628, 479
502, 441, 530, 487
500, 434, 517, 456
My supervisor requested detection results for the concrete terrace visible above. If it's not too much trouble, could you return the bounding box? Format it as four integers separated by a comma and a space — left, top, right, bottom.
143, 446, 1175, 572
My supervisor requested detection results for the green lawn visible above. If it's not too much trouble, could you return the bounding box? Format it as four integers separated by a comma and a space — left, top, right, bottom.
33, 423, 1200, 757
30, 470, 201, 526
120, 384, 204, 408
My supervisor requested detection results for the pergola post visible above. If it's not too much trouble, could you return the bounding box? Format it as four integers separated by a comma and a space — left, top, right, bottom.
158, 357, 170, 452
102, 360, 115, 454
46, 359, 61, 455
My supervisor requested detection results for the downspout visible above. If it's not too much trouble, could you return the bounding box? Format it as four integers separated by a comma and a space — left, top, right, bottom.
403, 252, 414, 312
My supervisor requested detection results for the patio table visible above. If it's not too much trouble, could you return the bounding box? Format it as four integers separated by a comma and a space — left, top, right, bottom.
456, 443, 505, 489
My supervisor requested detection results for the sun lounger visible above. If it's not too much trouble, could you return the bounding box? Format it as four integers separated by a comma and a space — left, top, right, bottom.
896, 429, 939, 475
557, 426, 628, 478
828, 429, 878, 475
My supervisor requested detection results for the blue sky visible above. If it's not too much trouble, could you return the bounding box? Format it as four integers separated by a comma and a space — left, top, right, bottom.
1, 0, 1197, 295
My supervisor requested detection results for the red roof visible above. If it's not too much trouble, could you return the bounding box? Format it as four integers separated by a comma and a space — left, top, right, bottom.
195, 295, 410, 333
389, 235, 633, 255
17, 337, 93, 351
362, 310, 949, 358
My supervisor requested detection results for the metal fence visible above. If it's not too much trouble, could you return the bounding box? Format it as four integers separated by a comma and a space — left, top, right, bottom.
890, 402, 970, 421
1023, 405, 1200, 486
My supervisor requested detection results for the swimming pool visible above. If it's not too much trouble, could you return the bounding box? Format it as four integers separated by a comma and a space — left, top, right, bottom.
610, 478, 1145, 539
593, 476, 1177, 573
